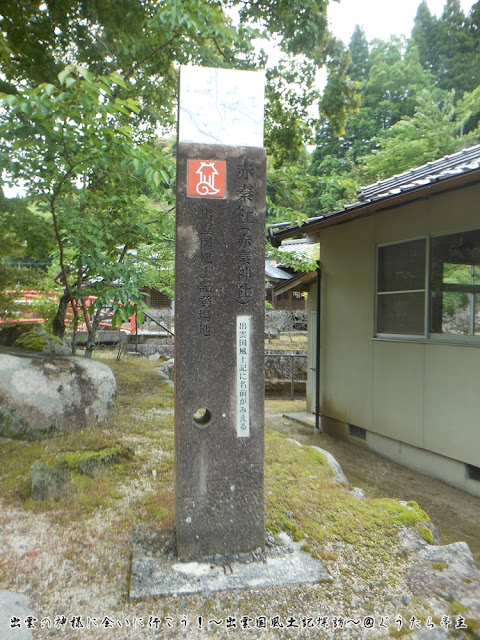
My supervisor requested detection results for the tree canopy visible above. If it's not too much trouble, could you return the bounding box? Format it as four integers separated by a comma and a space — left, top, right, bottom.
2, 0, 480, 353
303, 1, 480, 218
1, 0, 359, 352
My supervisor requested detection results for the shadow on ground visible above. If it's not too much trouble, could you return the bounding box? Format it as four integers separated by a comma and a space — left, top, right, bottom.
265, 400, 480, 567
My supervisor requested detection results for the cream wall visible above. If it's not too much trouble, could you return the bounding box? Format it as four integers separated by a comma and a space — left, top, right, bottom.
306, 309, 316, 413
313, 182, 480, 472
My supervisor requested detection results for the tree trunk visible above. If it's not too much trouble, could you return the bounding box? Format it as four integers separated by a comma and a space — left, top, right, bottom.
51, 291, 70, 339
70, 302, 79, 355
81, 301, 102, 359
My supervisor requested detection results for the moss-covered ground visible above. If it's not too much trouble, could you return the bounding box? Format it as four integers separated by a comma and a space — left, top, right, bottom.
0, 351, 431, 570
1, 351, 479, 637
0, 354, 175, 522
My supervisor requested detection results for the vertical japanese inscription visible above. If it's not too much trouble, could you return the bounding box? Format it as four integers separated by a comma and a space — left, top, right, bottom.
235, 160, 256, 305
236, 315, 250, 437
198, 206, 214, 337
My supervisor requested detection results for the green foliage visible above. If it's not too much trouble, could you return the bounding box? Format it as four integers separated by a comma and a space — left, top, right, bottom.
362, 38, 432, 130
457, 85, 480, 138
320, 37, 361, 136
361, 90, 460, 181
440, 263, 480, 318
0, 195, 55, 267
266, 245, 318, 275
306, 36, 436, 215
3, 0, 480, 316
305, 9, 480, 217
433, 0, 480, 95
0, 264, 52, 321
0, 0, 359, 168
0, 0, 256, 125
0, 0, 364, 351
0, 66, 176, 350
347, 26, 371, 82
267, 161, 312, 225
265, 60, 320, 167
305, 141, 360, 217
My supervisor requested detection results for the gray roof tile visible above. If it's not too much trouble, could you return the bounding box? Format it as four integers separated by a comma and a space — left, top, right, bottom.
358, 144, 480, 202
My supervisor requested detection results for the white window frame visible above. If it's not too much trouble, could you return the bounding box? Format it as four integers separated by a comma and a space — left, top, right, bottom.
375, 236, 428, 340
375, 227, 480, 345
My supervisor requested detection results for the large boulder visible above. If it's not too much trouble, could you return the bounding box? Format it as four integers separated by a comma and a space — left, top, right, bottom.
0, 323, 72, 355
0, 349, 117, 440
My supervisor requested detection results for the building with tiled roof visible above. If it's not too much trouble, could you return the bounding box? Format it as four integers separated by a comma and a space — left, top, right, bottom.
268, 144, 480, 498
269, 143, 480, 246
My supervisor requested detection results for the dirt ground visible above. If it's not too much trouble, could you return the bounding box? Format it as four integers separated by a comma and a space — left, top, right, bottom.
265, 400, 480, 567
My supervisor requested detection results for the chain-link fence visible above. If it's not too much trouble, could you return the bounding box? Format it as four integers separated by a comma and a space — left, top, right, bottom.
264, 352, 307, 399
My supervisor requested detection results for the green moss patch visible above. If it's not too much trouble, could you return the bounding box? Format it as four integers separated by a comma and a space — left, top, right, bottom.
13, 330, 48, 352
2, 323, 68, 354
418, 524, 434, 544
0, 439, 43, 495
63, 444, 134, 477
371, 498, 430, 527
265, 429, 430, 578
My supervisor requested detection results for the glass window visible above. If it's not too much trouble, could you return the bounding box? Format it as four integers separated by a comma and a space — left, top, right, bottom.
377, 239, 426, 335
377, 292, 426, 334
376, 230, 480, 339
378, 239, 426, 292
430, 230, 480, 336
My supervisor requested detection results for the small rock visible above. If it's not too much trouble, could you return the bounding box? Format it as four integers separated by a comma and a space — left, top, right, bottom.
311, 446, 349, 484
349, 487, 366, 499
29, 461, 72, 502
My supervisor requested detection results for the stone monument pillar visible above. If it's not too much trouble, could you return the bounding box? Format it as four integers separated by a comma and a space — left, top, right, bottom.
175, 66, 266, 559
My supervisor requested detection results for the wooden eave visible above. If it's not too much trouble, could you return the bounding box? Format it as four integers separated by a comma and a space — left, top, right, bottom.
269, 167, 480, 246
273, 270, 317, 296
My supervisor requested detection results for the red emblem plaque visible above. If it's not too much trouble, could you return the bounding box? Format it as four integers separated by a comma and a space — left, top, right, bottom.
187, 159, 226, 198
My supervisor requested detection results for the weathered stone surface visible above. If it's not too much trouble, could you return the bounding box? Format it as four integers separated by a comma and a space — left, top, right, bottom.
0, 590, 34, 640
0, 349, 116, 439
175, 143, 266, 559
158, 358, 174, 385
264, 351, 307, 381
130, 531, 332, 600
29, 461, 72, 501
407, 541, 480, 619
